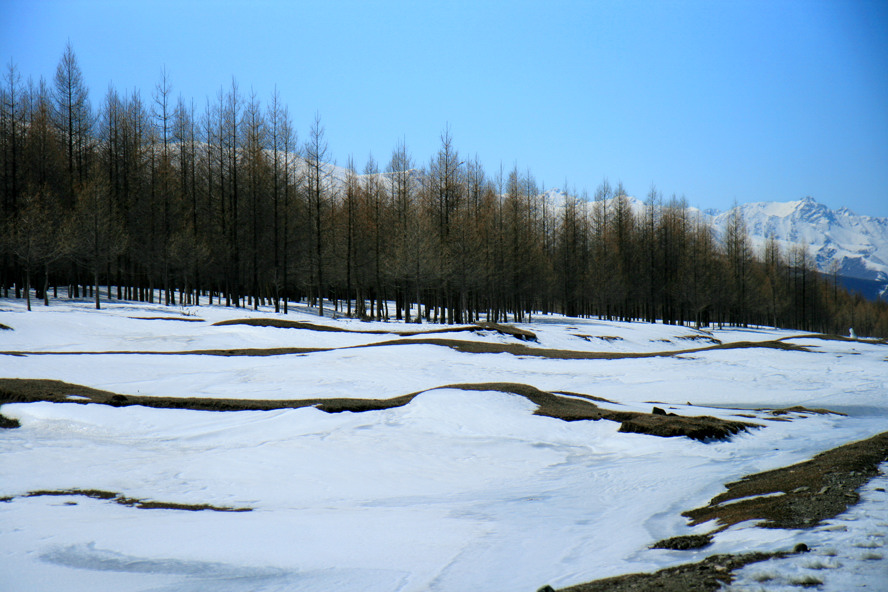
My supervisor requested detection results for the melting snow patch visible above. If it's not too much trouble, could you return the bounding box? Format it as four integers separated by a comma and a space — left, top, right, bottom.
724, 463, 888, 591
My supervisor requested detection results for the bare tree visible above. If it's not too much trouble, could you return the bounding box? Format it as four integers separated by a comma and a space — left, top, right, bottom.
53, 41, 92, 204
65, 172, 127, 309
304, 113, 330, 316
6, 191, 62, 310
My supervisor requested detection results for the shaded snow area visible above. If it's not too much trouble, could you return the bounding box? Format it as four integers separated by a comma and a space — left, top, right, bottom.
1, 299, 887, 591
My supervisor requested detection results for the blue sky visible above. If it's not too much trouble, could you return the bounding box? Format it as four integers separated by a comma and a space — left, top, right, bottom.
3, 0, 887, 216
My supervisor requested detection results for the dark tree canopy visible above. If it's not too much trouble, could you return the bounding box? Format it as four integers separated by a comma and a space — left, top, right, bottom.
1, 46, 886, 336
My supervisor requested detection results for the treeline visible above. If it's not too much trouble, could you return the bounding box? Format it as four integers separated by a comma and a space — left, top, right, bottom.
2, 45, 887, 336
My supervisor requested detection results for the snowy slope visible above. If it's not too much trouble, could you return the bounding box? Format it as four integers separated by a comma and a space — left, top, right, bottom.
1, 299, 887, 592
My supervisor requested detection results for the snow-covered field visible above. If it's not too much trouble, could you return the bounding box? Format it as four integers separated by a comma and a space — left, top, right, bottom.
1, 298, 886, 591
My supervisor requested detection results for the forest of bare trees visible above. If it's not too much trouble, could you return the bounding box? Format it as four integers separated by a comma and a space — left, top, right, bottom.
2, 46, 887, 336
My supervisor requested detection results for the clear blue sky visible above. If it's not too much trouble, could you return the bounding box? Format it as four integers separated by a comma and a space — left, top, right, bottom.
3, 0, 887, 216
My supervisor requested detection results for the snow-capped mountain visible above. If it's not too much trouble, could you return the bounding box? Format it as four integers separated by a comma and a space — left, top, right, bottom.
708, 197, 888, 299
543, 189, 888, 300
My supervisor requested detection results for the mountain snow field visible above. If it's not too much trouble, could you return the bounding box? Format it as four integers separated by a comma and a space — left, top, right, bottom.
1, 299, 886, 591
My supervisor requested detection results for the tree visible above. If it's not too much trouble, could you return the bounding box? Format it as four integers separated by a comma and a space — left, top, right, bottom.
610, 182, 635, 320
267, 87, 288, 312
304, 113, 331, 317
761, 234, 786, 328
6, 55, 888, 336
152, 67, 178, 305
278, 106, 298, 314
6, 191, 61, 310
557, 189, 582, 316
362, 154, 386, 319
428, 127, 463, 322
65, 172, 127, 309
590, 178, 611, 318
53, 42, 92, 204
723, 203, 752, 326
688, 214, 715, 328
242, 89, 268, 310
1, 61, 25, 298
171, 94, 202, 305
2, 60, 23, 218
387, 139, 415, 321
220, 79, 243, 306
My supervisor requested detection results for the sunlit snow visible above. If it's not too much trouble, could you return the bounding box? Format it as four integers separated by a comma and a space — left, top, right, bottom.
1, 298, 886, 591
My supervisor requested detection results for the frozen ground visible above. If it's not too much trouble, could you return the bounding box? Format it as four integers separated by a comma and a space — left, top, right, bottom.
1, 298, 886, 591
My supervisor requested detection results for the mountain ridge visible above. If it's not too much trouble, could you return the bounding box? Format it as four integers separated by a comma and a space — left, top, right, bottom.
542, 189, 888, 300
708, 197, 888, 288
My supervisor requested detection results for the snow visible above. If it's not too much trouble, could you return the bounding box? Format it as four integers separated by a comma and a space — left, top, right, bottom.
1, 298, 887, 591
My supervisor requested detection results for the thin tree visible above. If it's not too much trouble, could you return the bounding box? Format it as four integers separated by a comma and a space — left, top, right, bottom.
52, 41, 92, 205
65, 171, 127, 309
304, 113, 330, 317
6, 192, 61, 310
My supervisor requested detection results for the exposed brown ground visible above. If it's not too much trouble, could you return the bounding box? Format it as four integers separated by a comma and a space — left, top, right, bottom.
0, 489, 250, 512
552, 430, 888, 591
778, 333, 888, 345
0, 378, 758, 441
129, 316, 205, 322
212, 318, 539, 341
0, 337, 810, 359
551, 550, 802, 592
682, 430, 888, 530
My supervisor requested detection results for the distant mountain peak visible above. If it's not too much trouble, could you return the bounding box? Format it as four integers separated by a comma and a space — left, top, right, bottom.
707, 197, 888, 299
544, 188, 885, 298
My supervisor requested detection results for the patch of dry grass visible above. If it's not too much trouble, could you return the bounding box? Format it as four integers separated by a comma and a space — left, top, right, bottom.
0, 336, 810, 360
683, 431, 888, 530
0, 413, 20, 428
0, 378, 758, 442
16, 489, 250, 512
212, 318, 539, 341
128, 316, 205, 322
778, 333, 888, 345
556, 551, 799, 592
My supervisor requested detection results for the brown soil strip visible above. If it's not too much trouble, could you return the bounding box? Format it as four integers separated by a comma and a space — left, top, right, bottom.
572, 335, 623, 343
778, 333, 888, 345
0, 378, 410, 414
3, 488, 250, 512
0, 413, 20, 428
213, 318, 538, 341
675, 335, 722, 345
650, 533, 713, 550
549, 550, 801, 592
769, 405, 846, 416
0, 379, 758, 442
699, 404, 846, 418
552, 391, 618, 405
682, 430, 888, 530
592, 432, 888, 591
129, 316, 205, 322
0, 338, 810, 360
0, 347, 323, 357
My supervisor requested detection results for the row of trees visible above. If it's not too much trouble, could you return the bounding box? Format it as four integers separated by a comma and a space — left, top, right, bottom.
2, 46, 887, 336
